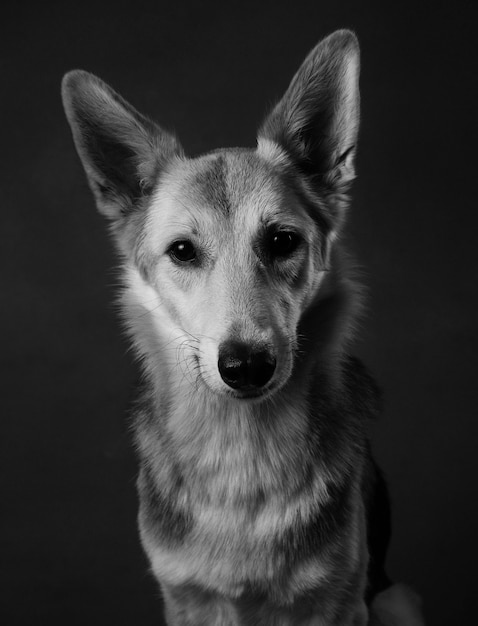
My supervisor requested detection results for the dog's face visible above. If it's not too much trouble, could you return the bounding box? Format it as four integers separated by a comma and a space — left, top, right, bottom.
137, 147, 328, 399
62, 30, 360, 400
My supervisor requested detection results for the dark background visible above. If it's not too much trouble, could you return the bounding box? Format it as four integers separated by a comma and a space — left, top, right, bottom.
2, 1, 476, 624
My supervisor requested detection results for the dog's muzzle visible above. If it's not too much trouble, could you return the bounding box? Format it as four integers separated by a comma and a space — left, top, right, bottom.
218, 341, 276, 392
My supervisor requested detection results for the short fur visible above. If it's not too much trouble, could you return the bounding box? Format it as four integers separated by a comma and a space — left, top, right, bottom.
62, 30, 424, 625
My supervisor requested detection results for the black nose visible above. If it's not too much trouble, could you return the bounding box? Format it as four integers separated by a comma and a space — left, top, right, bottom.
218, 341, 276, 390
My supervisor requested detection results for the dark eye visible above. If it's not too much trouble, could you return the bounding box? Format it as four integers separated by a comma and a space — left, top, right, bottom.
169, 240, 197, 264
269, 231, 301, 258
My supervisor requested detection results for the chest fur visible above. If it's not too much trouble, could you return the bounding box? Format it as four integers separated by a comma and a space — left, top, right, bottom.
134, 372, 368, 598
139, 473, 363, 601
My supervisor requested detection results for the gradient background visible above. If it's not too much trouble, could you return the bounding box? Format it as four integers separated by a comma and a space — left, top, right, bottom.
2, 1, 476, 624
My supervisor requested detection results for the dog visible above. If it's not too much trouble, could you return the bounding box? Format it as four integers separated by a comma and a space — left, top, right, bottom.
62, 29, 425, 626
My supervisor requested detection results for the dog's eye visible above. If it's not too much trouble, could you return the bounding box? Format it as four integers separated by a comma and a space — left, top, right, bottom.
169, 240, 197, 264
269, 231, 301, 257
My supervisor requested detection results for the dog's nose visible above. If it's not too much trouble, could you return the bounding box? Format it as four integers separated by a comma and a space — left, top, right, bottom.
218, 341, 276, 391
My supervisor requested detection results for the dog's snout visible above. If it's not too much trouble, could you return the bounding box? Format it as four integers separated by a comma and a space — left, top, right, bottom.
218, 341, 276, 391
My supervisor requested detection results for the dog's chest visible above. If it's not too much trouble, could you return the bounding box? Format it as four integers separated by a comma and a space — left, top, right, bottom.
141, 483, 332, 600
137, 389, 353, 598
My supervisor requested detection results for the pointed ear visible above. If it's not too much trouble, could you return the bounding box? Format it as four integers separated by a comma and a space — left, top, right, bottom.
258, 30, 360, 199
62, 70, 183, 222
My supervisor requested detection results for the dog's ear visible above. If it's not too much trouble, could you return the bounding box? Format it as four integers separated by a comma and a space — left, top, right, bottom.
62, 70, 182, 223
258, 30, 360, 207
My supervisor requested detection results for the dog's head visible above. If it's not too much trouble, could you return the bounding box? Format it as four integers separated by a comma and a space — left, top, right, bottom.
62, 30, 360, 401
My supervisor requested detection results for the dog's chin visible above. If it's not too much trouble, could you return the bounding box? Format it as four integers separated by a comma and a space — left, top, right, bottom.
206, 377, 286, 404
225, 386, 274, 402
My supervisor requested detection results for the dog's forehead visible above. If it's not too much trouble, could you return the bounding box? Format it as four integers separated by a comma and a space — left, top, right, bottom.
163, 149, 285, 219
189, 150, 270, 211
145, 148, 313, 253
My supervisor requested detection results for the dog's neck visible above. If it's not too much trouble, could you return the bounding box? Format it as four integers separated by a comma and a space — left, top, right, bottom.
159, 369, 317, 503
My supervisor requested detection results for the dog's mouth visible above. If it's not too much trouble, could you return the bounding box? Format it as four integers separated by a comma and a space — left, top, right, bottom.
224, 384, 276, 401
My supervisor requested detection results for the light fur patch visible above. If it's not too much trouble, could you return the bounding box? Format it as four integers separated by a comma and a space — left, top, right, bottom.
256, 137, 291, 167
369, 584, 425, 626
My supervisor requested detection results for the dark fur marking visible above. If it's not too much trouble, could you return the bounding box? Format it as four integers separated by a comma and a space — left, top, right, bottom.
338, 358, 390, 603
342, 356, 383, 419
302, 372, 367, 473
278, 165, 333, 239
139, 463, 193, 544
194, 155, 231, 215
279, 478, 352, 567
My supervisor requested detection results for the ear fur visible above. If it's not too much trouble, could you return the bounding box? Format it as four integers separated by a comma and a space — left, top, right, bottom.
259, 30, 360, 201
61, 70, 182, 222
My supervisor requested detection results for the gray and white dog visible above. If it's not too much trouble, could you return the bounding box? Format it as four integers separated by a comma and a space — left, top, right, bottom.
62, 29, 424, 626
